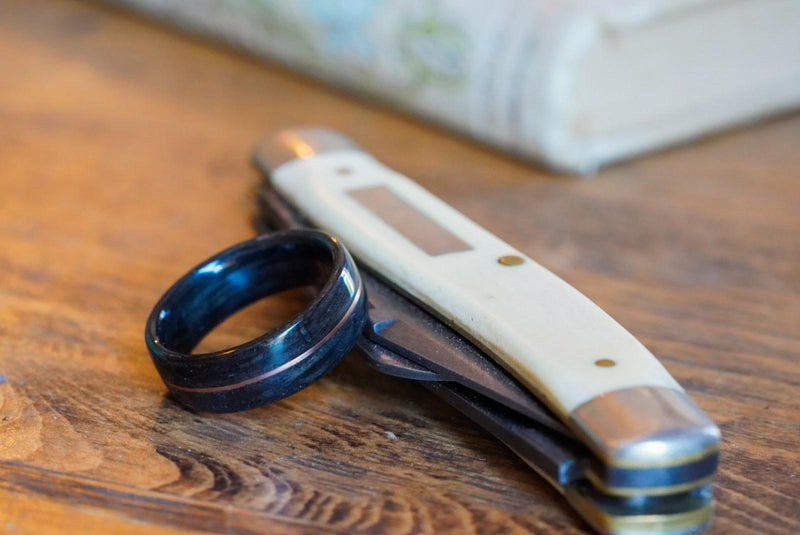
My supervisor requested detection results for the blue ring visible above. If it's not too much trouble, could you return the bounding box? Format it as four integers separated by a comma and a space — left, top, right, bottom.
145, 229, 367, 412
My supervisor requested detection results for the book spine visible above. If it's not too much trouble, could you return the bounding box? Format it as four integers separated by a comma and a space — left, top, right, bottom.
108, 0, 588, 171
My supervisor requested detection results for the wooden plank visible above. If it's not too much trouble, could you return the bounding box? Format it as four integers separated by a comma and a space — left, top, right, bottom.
0, 0, 798, 533
0, 461, 330, 534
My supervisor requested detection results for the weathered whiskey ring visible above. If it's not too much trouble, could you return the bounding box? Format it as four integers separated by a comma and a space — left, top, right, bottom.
145, 229, 367, 413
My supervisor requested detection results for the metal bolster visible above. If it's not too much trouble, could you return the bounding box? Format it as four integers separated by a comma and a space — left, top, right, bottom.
569, 386, 720, 468
252, 127, 359, 174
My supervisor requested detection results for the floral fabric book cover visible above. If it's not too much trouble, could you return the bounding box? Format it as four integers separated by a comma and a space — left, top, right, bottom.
108, 0, 800, 173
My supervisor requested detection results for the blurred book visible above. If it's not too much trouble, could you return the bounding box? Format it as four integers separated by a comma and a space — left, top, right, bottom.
107, 0, 800, 173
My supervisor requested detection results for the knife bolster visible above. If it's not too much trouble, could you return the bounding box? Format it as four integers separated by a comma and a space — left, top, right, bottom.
570, 386, 720, 468
252, 126, 358, 175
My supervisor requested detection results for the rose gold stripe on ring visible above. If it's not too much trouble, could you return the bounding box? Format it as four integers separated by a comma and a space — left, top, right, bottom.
167, 281, 363, 394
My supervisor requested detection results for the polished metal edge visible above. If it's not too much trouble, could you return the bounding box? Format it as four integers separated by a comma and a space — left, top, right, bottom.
585, 470, 715, 498
570, 386, 721, 468
566, 489, 714, 535
252, 126, 359, 174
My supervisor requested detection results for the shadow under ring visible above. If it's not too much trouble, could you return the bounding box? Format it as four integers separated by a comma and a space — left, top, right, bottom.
145, 229, 367, 412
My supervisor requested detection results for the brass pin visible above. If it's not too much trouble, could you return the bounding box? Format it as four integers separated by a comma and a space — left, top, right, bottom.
498, 255, 524, 266
595, 358, 616, 368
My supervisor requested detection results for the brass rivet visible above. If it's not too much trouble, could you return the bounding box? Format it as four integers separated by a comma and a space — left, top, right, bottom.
336, 166, 352, 175
498, 255, 524, 266
595, 359, 616, 368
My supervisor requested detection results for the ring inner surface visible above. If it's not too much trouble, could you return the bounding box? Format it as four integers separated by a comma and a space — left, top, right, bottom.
155, 238, 335, 355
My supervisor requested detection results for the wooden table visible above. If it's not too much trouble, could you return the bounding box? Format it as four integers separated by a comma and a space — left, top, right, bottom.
1, 1, 798, 533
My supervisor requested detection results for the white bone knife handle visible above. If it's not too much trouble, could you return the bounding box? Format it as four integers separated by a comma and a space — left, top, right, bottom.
254, 128, 720, 469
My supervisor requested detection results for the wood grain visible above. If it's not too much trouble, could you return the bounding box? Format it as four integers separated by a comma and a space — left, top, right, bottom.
1, 0, 798, 533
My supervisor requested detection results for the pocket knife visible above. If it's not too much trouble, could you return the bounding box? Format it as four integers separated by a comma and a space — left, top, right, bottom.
251, 127, 721, 535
